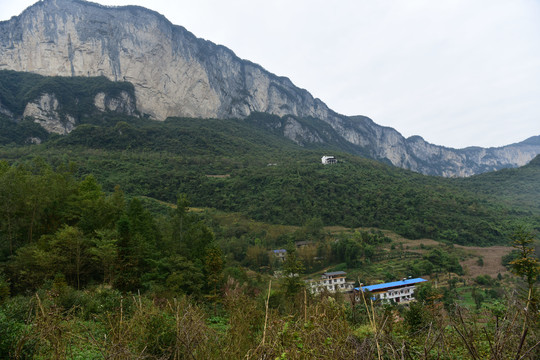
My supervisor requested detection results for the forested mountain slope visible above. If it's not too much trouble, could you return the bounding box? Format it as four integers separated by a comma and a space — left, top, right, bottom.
1, 109, 538, 245
458, 154, 540, 213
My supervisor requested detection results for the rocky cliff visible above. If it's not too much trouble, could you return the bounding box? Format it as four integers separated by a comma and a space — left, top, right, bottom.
0, 69, 137, 137
23, 93, 76, 134
1, 0, 538, 176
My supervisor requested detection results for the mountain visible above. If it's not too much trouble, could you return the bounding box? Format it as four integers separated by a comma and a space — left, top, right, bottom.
0, 0, 539, 176
2, 111, 537, 245
0, 70, 537, 245
459, 153, 540, 214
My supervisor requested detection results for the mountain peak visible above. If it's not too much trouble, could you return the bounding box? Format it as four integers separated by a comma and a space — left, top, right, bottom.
520, 135, 540, 146
2, 0, 331, 123
0, 0, 538, 177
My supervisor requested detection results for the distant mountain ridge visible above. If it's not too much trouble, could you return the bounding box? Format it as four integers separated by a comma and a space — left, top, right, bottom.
0, 0, 539, 176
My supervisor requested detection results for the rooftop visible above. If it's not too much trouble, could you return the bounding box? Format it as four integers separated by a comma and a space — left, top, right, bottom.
323, 271, 347, 276
355, 278, 427, 292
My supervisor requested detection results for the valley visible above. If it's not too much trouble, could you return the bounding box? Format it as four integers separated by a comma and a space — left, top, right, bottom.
0, 0, 538, 358
0, 100, 537, 357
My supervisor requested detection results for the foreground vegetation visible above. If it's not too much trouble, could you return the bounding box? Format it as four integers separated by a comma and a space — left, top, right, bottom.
1, 278, 538, 359
0, 162, 538, 359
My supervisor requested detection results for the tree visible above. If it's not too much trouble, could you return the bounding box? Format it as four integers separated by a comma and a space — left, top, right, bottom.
164, 255, 205, 297
0, 163, 27, 257
281, 243, 305, 298
88, 229, 118, 285
205, 245, 224, 297
114, 199, 159, 292
510, 226, 540, 289
171, 194, 191, 252
509, 225, 539, 359
0, 273, 10, 303
245, 245, 270, 269
295, 217, 324, 241
404, 301, 428, 334
49, 225, 88, 290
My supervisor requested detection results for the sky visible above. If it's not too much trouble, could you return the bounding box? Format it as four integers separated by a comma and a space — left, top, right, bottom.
1, 0, 540, 149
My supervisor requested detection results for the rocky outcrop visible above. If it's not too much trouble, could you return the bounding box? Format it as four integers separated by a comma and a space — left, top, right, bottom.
94, 91, 136, 115
281, 117, 323, 145
0, 0, 538, 176
23, 93, 75, 134
0, 69, 137, 135
402, 135, 540, 177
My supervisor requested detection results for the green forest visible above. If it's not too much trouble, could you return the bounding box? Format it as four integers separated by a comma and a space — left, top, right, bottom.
0, 72, 539, 358
1, 112, 539, 245
0, 161, 538, 359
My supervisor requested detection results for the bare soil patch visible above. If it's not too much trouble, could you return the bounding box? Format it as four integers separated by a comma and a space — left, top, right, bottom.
456, 245, 513, 278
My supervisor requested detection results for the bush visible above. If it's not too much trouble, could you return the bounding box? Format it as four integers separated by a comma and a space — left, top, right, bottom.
404, 301, 429, 334
0, 306, 28, 357
474, 275, 494, 286
0, 274, 9, 303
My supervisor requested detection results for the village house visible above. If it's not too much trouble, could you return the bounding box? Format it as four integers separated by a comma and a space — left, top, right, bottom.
295, 240, 313, 248
307, 271, 355, 294
321, 155, 337, 165
355, 278, 427, 304
272, 249, 287, 261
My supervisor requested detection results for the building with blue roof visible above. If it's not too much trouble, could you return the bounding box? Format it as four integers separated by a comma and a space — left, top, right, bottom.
272, 249, 287, 262
355, 278, 427, 304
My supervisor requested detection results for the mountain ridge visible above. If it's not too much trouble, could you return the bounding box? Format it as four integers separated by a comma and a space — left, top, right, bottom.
0, 0, 539, 176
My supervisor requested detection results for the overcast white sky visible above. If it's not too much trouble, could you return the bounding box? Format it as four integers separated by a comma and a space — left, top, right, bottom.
2, 0, 540, 148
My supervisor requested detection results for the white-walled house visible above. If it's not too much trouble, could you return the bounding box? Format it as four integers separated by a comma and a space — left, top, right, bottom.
307, 271, 355, 294
355, 278, 427, 304
321, 156, 337, 165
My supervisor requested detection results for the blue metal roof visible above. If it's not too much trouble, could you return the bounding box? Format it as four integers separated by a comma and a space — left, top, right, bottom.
355, 278, 427, 292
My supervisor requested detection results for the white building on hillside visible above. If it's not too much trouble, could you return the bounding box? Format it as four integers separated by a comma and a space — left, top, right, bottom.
307, 271, 355, 293
355, 278, 427, 304
321, 156, 337, 165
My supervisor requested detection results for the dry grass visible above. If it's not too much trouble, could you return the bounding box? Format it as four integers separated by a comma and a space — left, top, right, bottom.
456, 245, 513, 278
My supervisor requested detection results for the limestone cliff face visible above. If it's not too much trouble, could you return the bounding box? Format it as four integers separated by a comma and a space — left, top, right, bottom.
94, 91, 136, 115
23, 93, 75, 134
0, 0, 333, 123
1, 0, 538, 176
403, 135, 540, 177
282, 117, 324, 145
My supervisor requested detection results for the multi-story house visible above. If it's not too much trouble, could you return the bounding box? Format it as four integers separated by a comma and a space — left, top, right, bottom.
307, 271, 355, 293
356, 278, 427, 303
321, 156, 337, 165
